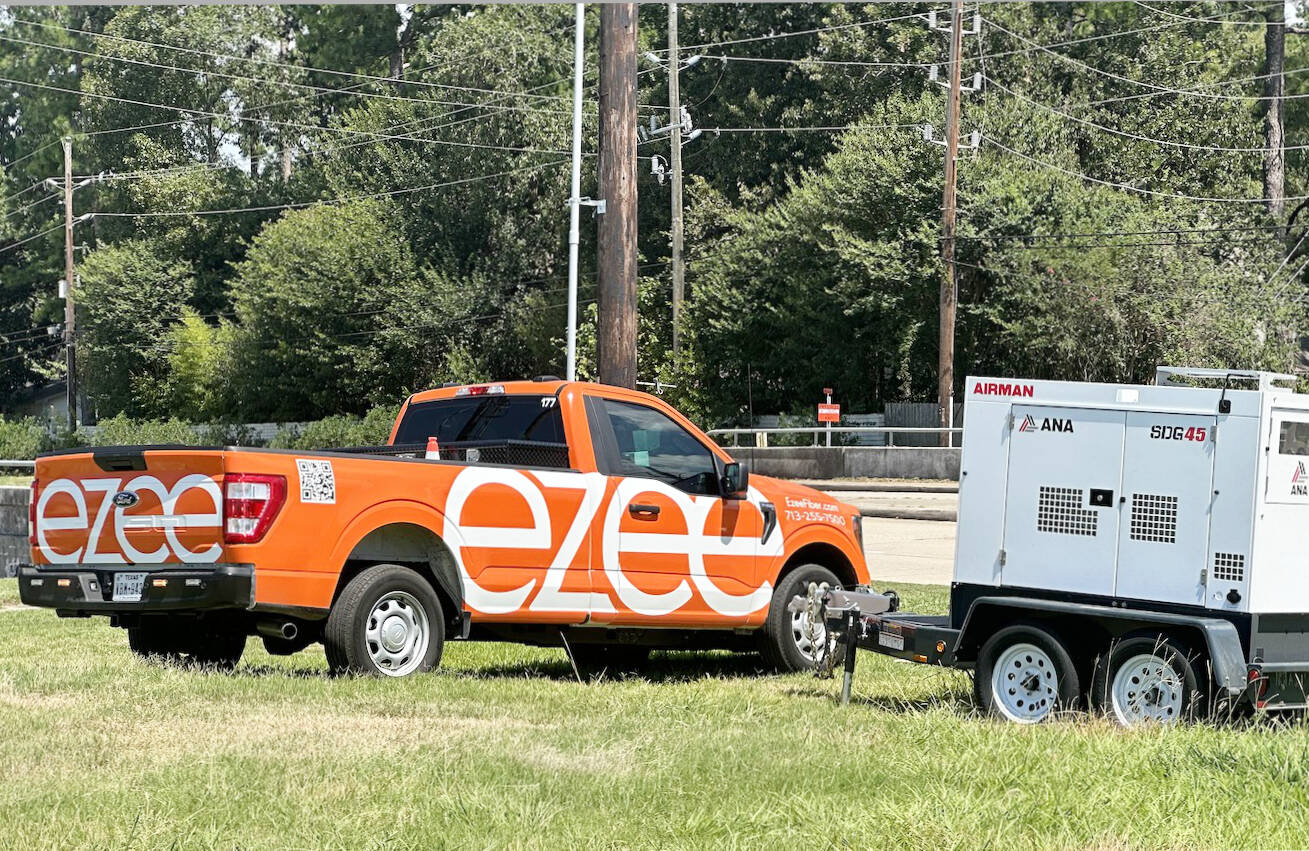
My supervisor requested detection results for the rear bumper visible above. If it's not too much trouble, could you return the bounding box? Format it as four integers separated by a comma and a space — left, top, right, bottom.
17, 564, 254, 615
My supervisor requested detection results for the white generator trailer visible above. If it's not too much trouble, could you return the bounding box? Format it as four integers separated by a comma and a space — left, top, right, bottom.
799, 366, 1309, 725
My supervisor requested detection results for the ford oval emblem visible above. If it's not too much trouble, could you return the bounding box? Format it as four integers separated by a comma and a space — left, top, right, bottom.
112, 491, 139, 508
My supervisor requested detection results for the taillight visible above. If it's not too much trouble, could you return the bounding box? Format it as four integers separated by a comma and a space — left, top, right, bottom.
28, 479, 37, 546
223, 473, 286, 544
455, 384, 504, 396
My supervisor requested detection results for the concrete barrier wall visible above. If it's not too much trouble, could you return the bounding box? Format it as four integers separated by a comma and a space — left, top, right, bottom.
0, 487, 28, 578
730, 447, 960, 480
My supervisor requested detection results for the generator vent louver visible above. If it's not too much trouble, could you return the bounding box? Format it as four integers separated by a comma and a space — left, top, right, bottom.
1213, 552, 1246, 583
1036, 486, 1098, 536
1129, 493, 1179, 544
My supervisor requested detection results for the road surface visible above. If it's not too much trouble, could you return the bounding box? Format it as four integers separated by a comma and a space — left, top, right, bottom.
859, 516, 955, 586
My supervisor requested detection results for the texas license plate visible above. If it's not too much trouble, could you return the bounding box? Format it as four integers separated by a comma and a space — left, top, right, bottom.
113, 572, 147, 602
877, 630, 905, 651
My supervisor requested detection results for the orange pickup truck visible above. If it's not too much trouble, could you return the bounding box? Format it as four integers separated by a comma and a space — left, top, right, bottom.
18, 380, 869, 676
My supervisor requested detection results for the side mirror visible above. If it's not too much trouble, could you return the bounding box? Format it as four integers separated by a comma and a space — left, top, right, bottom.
721, 460, 749, 498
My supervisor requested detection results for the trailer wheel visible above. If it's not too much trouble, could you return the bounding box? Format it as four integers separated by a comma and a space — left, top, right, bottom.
758, 564, 844, 672
975, 624, 1081, 723
1090, 634, 1205, 726
324, 564, 444, 677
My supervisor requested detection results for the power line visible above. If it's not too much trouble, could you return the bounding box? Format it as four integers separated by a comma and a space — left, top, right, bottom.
0, 73, 576, 157
705, 54, 928, 69
1130, 1, 1269, 27
4, 139, 61, 170
89, 159, 570, 219
986, 16, 1309, 102
0, 32, 578, 119
959, 224, 1288, 240
985, 76, 1309, 152
700, 123, 921, 133
982, 134, 1309, 204
648, 10, 930, 55
2, 191, 60, 220
12, 18, 579, 108
0, 221, 67, 255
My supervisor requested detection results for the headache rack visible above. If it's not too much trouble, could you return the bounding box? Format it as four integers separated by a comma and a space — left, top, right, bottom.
324, 439, 572, 469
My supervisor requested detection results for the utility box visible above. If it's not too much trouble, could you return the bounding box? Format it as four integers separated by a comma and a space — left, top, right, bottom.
955, 367, 1309, 627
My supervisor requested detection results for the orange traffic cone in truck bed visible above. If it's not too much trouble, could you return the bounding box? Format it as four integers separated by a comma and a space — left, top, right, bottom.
425, 437, 440, 459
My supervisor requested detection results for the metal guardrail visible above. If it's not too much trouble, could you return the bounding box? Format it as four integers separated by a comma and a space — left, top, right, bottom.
707, 426, 963, 448
0, 460, 35, 471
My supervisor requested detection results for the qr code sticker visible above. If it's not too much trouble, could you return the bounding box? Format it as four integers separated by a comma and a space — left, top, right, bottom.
296, 459, 336, 504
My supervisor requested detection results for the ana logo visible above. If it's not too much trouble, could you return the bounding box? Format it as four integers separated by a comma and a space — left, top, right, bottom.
1293, 462, 1308, 496
1017, 415, 1074, 434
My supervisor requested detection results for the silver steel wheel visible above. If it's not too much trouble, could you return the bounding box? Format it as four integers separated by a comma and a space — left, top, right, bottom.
990, 642, 1059, 723
365, 590, 430, 677
791, 588, 828, 662
1110, 653, 1184, 725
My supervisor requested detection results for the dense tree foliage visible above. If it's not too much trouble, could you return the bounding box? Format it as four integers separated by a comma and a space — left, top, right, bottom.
0, 3, 1305, 426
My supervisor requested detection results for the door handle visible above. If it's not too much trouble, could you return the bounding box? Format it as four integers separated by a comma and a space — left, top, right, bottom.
628, 503, 661, 519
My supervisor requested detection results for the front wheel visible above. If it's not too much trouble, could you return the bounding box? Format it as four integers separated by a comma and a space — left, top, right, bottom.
1090, 634, 1206, 726
324, 564, 445, 677
975, 624, 1081, 723
758, 564, 844, 672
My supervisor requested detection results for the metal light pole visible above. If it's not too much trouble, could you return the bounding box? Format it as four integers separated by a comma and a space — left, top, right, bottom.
565, 2, 585, 382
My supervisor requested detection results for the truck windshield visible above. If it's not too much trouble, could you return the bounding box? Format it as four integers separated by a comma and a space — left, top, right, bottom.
393, 395, 565, 445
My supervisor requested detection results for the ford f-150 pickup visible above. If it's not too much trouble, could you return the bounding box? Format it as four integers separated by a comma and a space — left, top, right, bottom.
19, 379, 869, 676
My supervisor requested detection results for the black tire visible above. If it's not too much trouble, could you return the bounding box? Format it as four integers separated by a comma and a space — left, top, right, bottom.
1090, 633, 1206, 725
127, 618, 245, 671
324, 564, 445, 677
975, 624, 1081, 723
566, 644, 651, 678
757, 564, 844, 672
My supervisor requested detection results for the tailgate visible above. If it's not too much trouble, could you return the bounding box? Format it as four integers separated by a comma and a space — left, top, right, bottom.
32, 448, 226, 566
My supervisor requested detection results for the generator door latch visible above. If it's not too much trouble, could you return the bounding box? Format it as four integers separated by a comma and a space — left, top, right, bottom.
1089, 488, 1115, 507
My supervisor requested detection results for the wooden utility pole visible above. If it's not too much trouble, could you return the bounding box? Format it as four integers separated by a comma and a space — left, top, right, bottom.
596, 2, 639, 389
62, 137, 77, 430
1264, 0, 1286, 220
668, 2, 685, 356
937, 0, 963, 446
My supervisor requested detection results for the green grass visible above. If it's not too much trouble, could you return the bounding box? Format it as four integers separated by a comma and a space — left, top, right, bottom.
1, 579, 1308, 849
0, 475, 32, 487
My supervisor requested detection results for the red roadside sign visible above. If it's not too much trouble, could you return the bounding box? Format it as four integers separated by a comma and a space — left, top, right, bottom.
817, 403, 840, 423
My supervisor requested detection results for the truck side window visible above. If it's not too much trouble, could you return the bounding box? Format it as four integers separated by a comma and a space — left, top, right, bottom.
1280, 420, 1309, 456
601, 400, 719, 495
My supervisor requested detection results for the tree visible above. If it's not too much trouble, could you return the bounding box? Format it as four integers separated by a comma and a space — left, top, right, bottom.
75, 239, 195, 418
225, 199, 438, 419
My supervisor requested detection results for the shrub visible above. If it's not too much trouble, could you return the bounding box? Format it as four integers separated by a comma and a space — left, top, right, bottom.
0, 416, 50, 460
267, 404, 400, 450
81, 415, 197, 447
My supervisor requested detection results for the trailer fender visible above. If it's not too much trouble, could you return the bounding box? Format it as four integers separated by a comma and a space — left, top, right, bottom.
957, 597, 1249, 693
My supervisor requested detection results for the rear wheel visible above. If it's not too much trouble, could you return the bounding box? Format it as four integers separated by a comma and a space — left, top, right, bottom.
324, 564, 445, 677
758, 564, 844, 672
1090, 634, 1206, 726
975, 624, 1081, 723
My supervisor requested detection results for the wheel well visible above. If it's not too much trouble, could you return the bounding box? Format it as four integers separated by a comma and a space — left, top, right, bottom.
778, 542, 857, 589
334, 523, 463, 632
956, 604, 1209, 674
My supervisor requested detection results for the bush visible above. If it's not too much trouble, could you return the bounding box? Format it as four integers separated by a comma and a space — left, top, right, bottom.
81, 414, 197, 447
268, 404, 400, 450
0, 416, 50, 460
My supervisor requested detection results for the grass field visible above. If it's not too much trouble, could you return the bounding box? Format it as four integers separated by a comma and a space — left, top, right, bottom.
0, 475, 32, 487
2, 579, 1309, 849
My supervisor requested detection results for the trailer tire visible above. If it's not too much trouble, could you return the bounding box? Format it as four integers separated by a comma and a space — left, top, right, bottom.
324, 564, 444, 677
758, 564, 844, 672
975, 624, 1081, 723
1090, 633, 1206, 726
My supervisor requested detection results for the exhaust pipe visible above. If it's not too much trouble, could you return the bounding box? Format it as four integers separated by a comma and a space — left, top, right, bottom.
257, 619, 298, 641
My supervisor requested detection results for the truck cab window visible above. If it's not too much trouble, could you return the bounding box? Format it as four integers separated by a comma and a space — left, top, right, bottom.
394, 396, 565, 445
602, 399, 719, 495
1280, 421, 1309, 456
